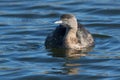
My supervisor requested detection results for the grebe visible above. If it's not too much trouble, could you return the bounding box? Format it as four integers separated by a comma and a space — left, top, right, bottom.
45, 14, 94, 50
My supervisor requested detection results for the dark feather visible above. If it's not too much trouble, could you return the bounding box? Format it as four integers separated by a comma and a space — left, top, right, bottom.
45, 23, 94, 48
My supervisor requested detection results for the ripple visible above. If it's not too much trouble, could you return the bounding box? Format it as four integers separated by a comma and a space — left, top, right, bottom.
4, 30, 38, 35
0, 23, 9, 26
13, 55, 64, 63
0, 0, 120, 80
0, 58, 9, 63
12, 74, 62, 80
1, 13, 41, 18
64, 1, 88, 5
3, 42, 40, 52
93, 34, 112, 38
90, 8, 120, 16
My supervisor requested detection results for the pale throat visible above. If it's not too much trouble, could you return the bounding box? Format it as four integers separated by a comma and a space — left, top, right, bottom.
63, 26, 78, 48
65, 28, 77, 38
64, 21, 78, 39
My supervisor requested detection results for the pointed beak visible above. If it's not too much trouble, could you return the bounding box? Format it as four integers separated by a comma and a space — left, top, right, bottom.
54, 20, 63, 24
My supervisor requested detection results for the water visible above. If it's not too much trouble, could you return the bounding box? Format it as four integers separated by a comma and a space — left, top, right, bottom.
0, 0, 120, 80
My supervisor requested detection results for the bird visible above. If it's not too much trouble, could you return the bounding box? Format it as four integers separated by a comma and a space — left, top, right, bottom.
45, 14, 94, 50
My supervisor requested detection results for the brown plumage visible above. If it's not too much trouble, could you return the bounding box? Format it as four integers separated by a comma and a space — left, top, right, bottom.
45, 14, 94, 50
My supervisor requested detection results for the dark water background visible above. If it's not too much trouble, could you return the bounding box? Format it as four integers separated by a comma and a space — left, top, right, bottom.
0, 0, 120, 80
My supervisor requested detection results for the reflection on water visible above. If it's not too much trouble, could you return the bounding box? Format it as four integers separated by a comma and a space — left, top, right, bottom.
49, 48, 92, 58
46, 47, 93, 75
0, 0, 120, 80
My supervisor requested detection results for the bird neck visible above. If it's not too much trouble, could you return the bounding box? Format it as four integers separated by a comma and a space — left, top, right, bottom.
63, 27, 78, 48
65, 28, 77, 37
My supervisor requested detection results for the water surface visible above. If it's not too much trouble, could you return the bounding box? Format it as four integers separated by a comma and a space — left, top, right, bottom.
0, 0, 120, 80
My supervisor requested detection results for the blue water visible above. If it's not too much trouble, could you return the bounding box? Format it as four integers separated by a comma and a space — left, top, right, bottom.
0, 0, 120, 80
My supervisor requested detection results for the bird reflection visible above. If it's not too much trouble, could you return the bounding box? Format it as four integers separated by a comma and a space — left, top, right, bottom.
49, 47, 93, 58
47, 47, 93, 75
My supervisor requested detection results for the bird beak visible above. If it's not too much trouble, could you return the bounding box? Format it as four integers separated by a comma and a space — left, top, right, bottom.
54, 20, 63, 24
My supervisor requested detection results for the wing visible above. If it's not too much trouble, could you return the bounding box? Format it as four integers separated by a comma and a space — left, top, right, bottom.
77, 23, 94, 47
45, 25, 66, 48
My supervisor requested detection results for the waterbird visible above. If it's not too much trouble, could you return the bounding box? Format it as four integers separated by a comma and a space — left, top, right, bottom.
45, 14, 94, 50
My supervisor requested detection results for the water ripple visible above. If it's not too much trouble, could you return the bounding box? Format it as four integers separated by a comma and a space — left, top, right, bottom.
0, 0, 120, 80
